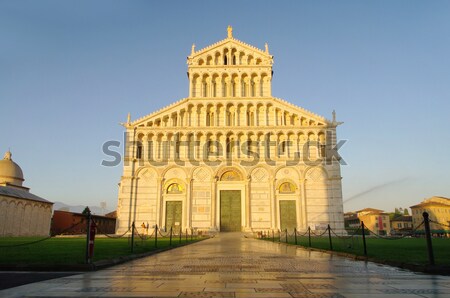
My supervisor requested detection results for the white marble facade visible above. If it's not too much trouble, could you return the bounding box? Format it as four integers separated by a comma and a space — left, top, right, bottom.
116, 28, 345, 234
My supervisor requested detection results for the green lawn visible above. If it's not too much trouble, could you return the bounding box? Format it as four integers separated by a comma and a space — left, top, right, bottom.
0, 236, 203, 265
263, 235, 450, 266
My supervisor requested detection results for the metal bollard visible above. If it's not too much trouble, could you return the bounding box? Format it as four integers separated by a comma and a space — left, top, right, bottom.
155, 225, 158, 248
328, 224, 333, 251
308, 226, 311, 247
169, 227, 173, 246
85, 208, 92, 264
361, 221, 367, 256
308, 227, 311, 247
294, 228, 297, 245
131, 221, 135, 253
423, 212, 435, 265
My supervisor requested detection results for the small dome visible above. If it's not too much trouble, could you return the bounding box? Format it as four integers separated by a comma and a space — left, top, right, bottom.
0, 151, 24, 186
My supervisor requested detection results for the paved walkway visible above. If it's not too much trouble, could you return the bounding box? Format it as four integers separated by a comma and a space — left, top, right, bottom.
1, 233, 449, 297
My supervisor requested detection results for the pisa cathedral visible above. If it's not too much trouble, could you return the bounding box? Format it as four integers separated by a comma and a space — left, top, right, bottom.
116, 27, 345, 234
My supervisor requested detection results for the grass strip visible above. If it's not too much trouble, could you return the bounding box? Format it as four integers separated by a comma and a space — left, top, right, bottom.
262, 236, 450, 266
0, 236, 202, 265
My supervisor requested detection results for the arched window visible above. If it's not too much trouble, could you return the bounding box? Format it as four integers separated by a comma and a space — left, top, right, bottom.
206, 112, 214, 126
175, 141, 180, 158
279, 182, 295, 193
232, 55, 236, 65
226, 137, 232, 158
167, 183, 183, 194
247, 112, 254, 126
222, 80, 226, 97
212, 82, 216, 97
172, 115, 177, 126
157, 139, 162, 159
220, 170, 242, 181
136, 142, 142, 159
224, 56, 228, 65
278, 141, 286, 156
202, 82, 208, 97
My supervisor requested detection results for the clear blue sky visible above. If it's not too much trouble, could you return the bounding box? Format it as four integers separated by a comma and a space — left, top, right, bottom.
1, 1, 449, 212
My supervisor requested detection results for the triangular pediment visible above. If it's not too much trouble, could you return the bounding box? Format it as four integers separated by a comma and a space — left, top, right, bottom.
188, 36, 273, 67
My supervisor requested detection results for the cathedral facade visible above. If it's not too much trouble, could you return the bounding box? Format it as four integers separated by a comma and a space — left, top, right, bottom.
116, 28, 345, 234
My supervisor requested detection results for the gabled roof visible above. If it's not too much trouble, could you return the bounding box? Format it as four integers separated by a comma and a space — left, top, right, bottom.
0, 185, 53, 204
356, 208, 385, 214
410, 196, 450, 209
410, 202, 450, 208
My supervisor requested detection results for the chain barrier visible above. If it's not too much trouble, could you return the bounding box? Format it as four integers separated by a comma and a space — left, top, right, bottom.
429, 220, 450, 229
99, 226, 131, 239
147, 228, 156, 238
309, 228, 329, 237
364, 221, 425, 240
295, 229, 310, 237
330, 226, 361, 239
0, 221, 85, 248
134, 228, 147, 240
258, 217, 441, 267
158, 228, 171, 237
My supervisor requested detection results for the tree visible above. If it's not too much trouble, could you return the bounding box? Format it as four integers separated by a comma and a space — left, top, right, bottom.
403, 208, 409, 215
82, 206, 91, 216
390, 207, 403, 220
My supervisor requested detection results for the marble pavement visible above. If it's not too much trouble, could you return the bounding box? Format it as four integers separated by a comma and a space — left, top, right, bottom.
1, 233, 449, 298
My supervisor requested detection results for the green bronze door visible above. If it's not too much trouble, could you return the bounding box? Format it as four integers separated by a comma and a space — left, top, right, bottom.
166, 201, 182, 230
280, 200, 296, 232
220, 190, 241, 232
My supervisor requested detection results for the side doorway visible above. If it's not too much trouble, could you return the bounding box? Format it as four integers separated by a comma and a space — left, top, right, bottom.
166, 201, 182, 231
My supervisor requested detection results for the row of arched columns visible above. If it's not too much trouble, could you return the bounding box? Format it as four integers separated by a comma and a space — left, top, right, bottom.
146, 103, 323, 128
131, 131, 328, 162
190, 72, 271, 98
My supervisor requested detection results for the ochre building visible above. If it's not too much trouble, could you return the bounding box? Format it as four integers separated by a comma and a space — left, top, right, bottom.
354, 208, 391, 236
116, 28, 345, 234
411, 196, 450, 236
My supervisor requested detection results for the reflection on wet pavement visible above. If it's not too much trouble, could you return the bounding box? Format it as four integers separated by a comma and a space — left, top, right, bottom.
1, 232, 449, 297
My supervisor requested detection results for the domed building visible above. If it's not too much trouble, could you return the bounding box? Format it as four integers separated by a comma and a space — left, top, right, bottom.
0, 150, 53, 236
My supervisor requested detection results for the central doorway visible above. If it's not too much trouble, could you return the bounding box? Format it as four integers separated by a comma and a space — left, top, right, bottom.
220, 190, 241, 231
166, 201, 182, 231
279, 200, 297, 232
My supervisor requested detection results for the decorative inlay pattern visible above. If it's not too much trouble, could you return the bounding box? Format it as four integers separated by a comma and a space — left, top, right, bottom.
306, 167, 325, 182
252, 168, 268, 182
194, 168, 210, 181
140, 169, 156, 180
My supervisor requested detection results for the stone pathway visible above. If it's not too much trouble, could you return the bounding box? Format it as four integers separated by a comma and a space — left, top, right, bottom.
1, 233, 449, 297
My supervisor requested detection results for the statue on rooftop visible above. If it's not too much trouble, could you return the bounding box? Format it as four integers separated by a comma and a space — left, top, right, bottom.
227, 25, 233, 38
